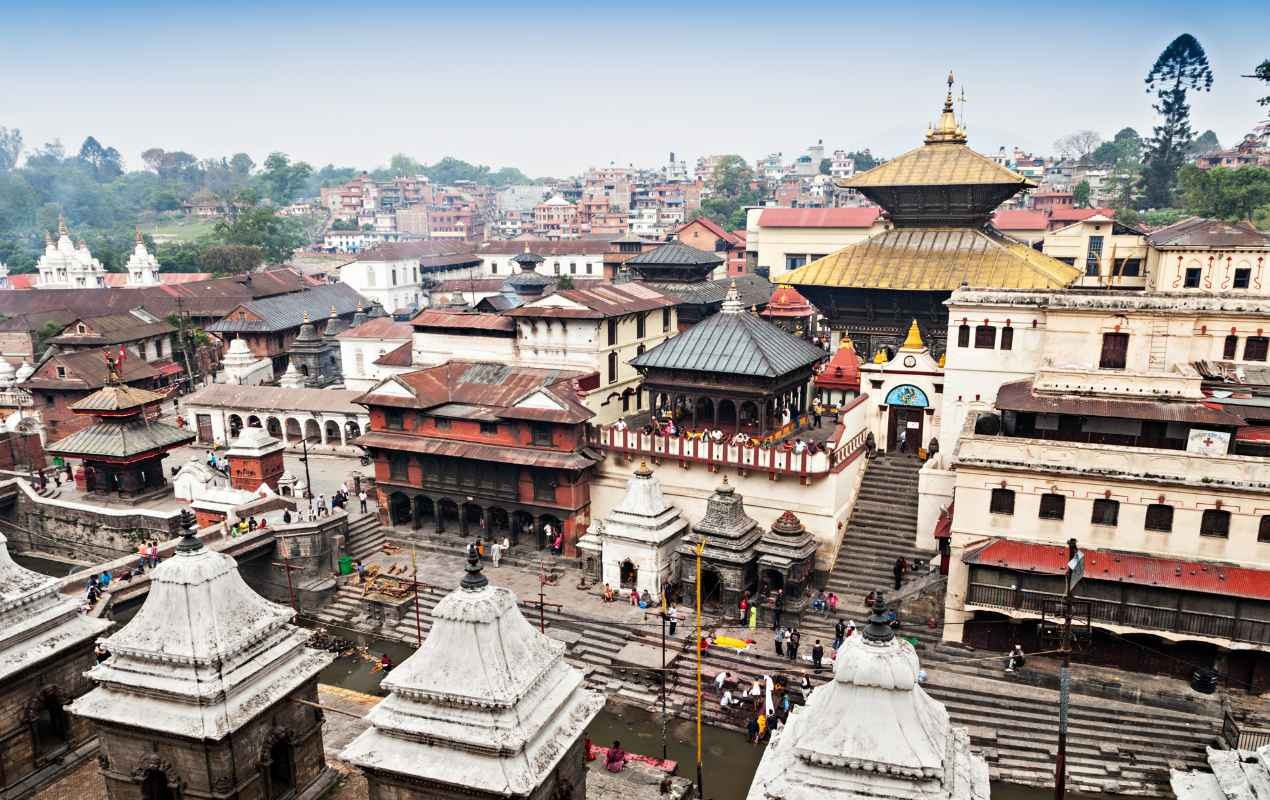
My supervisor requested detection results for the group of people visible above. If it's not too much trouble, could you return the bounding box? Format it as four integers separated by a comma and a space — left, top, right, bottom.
226, 515, 269, 538
82, 539, 163, 609
467, 536, 511, 567
205, 450, 229, 474
715, 670, 814, 744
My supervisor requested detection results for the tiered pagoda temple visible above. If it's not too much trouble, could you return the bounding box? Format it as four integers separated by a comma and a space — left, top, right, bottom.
747, 595, 990, 800
0, 531, 111, 796
624, 241, 772, 326
45, 357, 193, 496
340, 554, 604, 799
781, 74, 1080, 358
285, 310, 342, 387
72, 520, 335, 800
630, 282, 825, 436
814, 337, 862, 407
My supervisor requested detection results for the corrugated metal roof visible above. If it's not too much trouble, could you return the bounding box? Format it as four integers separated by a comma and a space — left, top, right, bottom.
46, 420, 194, 458
966, 539, 1270, 602
205, 283, 366, 333
373, 341, 413, 367
779, 227, 1082, 292
625, 242, 723, 267
505, 283, 678, 319
337, 317, 413, 341
631, 309, 824, 378
409, 310, 515, 332
995, 379, 1246, 426
183, 384, 366, 415
758, 208, 881, 228
356, 430, 598, 470
357, 362, 594, 423
647, 275, 773, 307
1147, 217, 1270, 248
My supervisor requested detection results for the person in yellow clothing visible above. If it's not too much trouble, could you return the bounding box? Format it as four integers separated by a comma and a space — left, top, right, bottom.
748, 604, 758, 631
756, 712, 767, 739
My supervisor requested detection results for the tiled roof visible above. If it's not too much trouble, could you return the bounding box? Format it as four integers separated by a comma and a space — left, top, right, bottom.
205, 283, 366, 333
409, 310, 515, 332
647, 274, 772, 307
814, 341, 861, 391
625, 242, 723, 267
101, 273, 213, 287
70, 384, 166, 413
183, 383, 366, 415
356, 430, 598, 470
994, 379, 1245, 426
779, 227, 1081, 292
760, 286, 815, 318
475, 239, 612, 257
631, 308, 824, 378
678, 216, 741, 244
845, 143, 1034, 189
46, 419, 193, 458
357, 361, 593, 423
966, 539, 1270, 603
757, 208, 882, 228
353, 240, 474, 262
504, 283, 678, 319
50, 313, 175, 346
337, 317, 413, 341
373, 341, 413, 367
1048, 206, 1115, 223
1147, 217, 1270, 248
991, 210, 1050, 231
20, 348, 162, 391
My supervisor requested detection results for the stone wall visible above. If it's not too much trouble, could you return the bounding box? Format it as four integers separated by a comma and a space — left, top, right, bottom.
2, 480, 180, 561
363, 735, 587, 800
92, 677, 329, 800
0, 638, 101, 794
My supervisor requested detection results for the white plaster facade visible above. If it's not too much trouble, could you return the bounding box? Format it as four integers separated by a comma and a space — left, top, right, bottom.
745, 207, 887, 279
859, 323, 944, 453
124, 232, 161, 286
35, 219, 106, 288
182, 385, 370, 451
586, 464, 688, 597
215, 337, 273, 386
339, 256, 424, 314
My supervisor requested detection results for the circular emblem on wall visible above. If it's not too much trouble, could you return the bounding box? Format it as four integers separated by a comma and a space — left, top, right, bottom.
903, 355, 917, 368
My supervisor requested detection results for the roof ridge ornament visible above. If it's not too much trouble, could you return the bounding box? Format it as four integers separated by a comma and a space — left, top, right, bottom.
460, 549, 488, 591
900, 319, 925, 351
861, 590, 895, 643
175, 509, 204, 554
720, 280, 744, 315
924, 70, 968, 145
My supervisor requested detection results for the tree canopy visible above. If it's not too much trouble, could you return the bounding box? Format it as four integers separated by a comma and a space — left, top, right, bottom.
1139, 34, 1213, 209
693, 155, 759, 230
1177, 165, 1270, 221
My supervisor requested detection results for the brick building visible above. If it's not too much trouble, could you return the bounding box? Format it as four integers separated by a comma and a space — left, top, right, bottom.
674, 216, 745, 277
355, 362, 601, 553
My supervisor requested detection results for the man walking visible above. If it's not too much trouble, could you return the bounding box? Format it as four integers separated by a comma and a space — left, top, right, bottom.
893, 557, 906, 591
787, 628, 801, 663
358, 489, 368, 513
812, 640, 825, 672
775, 627, 785, 657
772, 589, 784, 629
834, 618, 847, 651
666, 604, 679, 637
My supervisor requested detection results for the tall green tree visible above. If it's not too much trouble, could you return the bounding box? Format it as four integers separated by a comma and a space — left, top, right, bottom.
1247, 59, 1270, 106
696, 155, 759, 230
846, 149, 880, 171
1138, 34, 1213, 209
0, 127, 22, 172
1092, 128, 1143, 165
1177, 165, 1270, 221
260, 152, 313, 205
213, 193, 306, 264
1073, 181, 1091, 208
1190, 130, 1221, 155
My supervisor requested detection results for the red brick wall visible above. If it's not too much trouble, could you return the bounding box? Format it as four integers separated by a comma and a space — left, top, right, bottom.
228, 449, 285, 492
0, 431, 44, 471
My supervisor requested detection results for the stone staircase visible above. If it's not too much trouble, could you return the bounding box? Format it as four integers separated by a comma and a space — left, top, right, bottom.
344, 512, 388, 562
822, 454, 933, 613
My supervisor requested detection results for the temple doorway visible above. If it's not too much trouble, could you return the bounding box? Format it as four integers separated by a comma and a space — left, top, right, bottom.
701, 569, 723, 607
32, 693, 68, 757
412, 495, 434, 530
266, 737, 295, 799
437, 499, 460, 533
141, 770, 175, 800
620, 559, 638, 589
389, 493, 411, 526
888, 407, 924, 453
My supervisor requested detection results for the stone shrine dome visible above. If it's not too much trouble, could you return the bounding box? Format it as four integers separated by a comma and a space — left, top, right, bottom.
71, 529, 332, 739
341, 556, 604, 796
746, 597, 989, 800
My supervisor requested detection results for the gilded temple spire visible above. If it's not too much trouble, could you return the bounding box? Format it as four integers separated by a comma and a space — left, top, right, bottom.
925, 70, 967, 145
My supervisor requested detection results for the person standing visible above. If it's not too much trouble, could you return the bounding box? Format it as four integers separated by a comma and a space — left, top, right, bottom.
772, 589, 784, 629
748, 603, 758, 632
358, 489, 368, 513
491, 539, 502, 567
666, 604, 679, 637
834, 618, 847, 651
893, 557, 906, 590
787, 628, 801, 662
774, 626, 786, 657
898, 428, 908, 453
812, 640, 825, 672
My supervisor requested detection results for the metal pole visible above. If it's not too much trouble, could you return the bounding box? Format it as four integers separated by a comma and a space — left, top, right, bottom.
539, 561, 547, 634
1056, 538, 1077, 800
412, 543, 422, 646
695, 539, 704, 799
301, 432, 313, 501
661, 608, 668, 761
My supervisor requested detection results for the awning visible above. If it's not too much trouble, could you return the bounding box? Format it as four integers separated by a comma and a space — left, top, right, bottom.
354, 431, 600, 471
995, 379, 1246, 427
965, 539, 1270, 602
153, 361, 185, 377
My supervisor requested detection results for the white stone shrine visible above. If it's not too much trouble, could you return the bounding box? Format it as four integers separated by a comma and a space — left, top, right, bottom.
585, 461, 688, 598
124, 228, 160, 286
71, 523, 335, 799
217, 337, 274, 385
341, 555, 604, 799
747, 596, 990, 800
35, 217, 106, 289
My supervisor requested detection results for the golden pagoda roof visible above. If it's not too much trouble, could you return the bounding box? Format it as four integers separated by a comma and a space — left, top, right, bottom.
900, 320, 925, 350
778, 227, 1082, 292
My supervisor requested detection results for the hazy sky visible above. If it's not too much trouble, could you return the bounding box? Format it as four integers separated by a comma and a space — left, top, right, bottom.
4, 0, 1268, 177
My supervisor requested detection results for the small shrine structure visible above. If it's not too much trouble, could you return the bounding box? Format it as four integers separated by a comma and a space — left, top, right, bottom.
72, 518, 335, 800
341, 555, 604, 799
225, 426, 286, 492
45, 355, 193, 496
676, 476, 763, 611
759, 285, 816, 335
814, 336, 862, 407
0, 531, 111, 795
747, 595, 990, 800
577, 461, 688, 596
